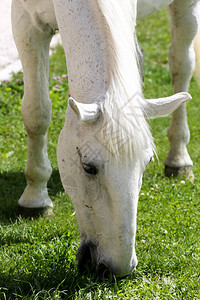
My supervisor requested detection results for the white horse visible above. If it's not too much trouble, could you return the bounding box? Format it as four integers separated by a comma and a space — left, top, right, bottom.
11, 0, 197, 276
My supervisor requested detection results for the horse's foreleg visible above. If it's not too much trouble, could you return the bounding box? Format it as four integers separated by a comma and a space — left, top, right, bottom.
12, 1, 54, 216
165, 0, 199, 180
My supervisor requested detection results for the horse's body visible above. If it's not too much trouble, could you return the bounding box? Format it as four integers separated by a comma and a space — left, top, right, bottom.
11, 0, 198, 276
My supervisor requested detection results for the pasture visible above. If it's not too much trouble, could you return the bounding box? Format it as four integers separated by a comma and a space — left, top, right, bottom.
0, 8, 199, 299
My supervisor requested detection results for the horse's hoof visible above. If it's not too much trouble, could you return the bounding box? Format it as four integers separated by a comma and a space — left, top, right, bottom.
18, 205, 53, 218
164, 165, 194, 181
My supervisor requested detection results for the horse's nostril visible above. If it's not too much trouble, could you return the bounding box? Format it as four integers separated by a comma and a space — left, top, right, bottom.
77, 240, 98, 272
77, 240, 112, 277
77, 242, 91, 272
98, 262, 112, 278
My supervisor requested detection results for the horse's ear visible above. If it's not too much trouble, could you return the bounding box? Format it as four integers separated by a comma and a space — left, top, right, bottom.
144, 92, 192, 119
68, 97, 101, 123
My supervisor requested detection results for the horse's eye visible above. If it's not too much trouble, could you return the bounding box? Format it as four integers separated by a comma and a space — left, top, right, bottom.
82, 163, 98, 175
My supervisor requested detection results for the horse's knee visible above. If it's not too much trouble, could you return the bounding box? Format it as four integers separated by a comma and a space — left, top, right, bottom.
169, 44, 195, 91
169, 1, 199, 89
21, 95, 52, 136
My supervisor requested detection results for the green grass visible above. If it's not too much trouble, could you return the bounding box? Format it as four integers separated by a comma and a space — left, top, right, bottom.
0, 8, 200, 299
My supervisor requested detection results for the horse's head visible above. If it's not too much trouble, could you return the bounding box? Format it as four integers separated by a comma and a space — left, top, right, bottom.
57, 92, 191, 277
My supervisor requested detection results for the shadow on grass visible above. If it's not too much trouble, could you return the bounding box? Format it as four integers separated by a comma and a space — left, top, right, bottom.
0, 169, 63, 224
0, 267, 119, 299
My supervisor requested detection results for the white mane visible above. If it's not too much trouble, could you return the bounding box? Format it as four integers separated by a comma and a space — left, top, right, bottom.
97, 0, 155, 162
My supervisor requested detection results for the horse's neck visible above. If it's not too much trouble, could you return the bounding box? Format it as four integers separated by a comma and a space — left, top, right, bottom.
54, 0, 140, 104
53, 0, 108, 103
